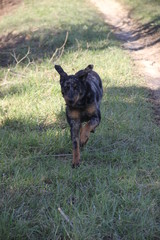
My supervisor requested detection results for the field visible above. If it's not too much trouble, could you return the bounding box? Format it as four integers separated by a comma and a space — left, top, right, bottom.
120, 0, 160, 24
0, 0, 160, 239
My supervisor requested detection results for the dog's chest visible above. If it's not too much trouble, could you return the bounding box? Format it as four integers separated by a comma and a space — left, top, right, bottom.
68, 104, 97, 121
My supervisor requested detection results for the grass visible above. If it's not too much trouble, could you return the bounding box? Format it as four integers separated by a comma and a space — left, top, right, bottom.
0, 0, 160, 239
120, 0, 160, 24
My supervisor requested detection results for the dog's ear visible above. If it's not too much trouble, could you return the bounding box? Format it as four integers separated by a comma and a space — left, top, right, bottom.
85, 64, 94, 72
75, 64, 94, 80
55, 65, 67, 78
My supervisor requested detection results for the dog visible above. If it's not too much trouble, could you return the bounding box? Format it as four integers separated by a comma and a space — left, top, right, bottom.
55, 64, 103, 168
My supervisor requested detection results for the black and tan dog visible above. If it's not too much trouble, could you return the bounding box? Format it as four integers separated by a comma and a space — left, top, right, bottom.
55, 64, 103, 167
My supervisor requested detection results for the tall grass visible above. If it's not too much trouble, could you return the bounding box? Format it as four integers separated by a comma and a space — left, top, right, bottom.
0, 0, 160, 239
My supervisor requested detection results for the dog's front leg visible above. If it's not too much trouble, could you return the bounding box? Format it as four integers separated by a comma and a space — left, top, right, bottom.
70, 120, 81, 168
80, 115, 100, 147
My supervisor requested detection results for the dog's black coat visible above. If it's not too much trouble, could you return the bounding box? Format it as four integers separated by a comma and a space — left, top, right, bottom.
55, 64, 103, 167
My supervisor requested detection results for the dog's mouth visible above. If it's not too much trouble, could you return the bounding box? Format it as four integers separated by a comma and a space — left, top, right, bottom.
65, 95, 80, 107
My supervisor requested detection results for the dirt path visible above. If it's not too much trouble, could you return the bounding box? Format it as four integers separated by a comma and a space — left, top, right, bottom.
90, 0, 160, 124
0, 0, 21, 19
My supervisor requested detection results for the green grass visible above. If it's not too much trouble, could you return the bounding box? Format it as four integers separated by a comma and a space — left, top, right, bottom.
120, 0, 160, 24
0, 0, 160, 239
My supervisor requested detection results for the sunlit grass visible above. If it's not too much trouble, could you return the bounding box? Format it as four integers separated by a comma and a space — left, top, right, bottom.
120, 0, 160, 23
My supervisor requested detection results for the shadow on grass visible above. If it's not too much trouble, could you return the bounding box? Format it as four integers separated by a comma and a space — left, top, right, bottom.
129, 16, 160, 50
0, 21, 118, 67
132, 16, 160, 37
0, 105, 70, 160
111, 14, 160, 51
0, 84, 156, 166
1, 84, 160, 240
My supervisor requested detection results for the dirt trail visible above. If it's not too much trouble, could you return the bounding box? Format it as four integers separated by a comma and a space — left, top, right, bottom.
0, 0, 21, 19
90, 0, 160, 124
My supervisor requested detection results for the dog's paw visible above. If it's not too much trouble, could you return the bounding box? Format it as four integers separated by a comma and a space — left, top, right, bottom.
72, 162, 80, 169
80, 137, 89, 147
80, 124, 90, 147
80, 131, 89, 147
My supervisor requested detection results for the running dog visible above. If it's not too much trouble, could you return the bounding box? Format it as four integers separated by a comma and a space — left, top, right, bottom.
55, 64, 103, 168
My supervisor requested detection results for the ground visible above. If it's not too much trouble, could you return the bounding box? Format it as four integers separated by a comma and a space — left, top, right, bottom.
1, 0, 160, 118
91, 0, 160, 125
0, 0, 21, 18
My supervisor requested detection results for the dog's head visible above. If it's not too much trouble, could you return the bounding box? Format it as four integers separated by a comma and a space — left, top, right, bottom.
55, 65, 93, 107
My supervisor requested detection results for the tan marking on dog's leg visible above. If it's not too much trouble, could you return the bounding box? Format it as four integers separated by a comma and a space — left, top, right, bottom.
80, 122, 97, 147
80, 124, 90, 146
72, 138, 80, 167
